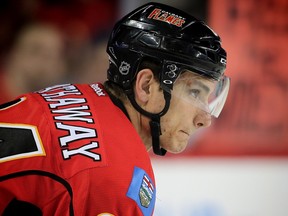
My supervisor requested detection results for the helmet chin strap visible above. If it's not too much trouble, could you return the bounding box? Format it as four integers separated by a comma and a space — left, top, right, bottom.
125, 88, 171, 156
149, 116, 167, 156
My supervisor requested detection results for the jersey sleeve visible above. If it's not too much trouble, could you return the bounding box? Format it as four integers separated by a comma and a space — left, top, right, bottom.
68, 166, 155, 216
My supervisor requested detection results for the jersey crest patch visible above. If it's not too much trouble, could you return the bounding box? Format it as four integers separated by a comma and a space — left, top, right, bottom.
127, 167, 155, 216
140, 174, 154, 208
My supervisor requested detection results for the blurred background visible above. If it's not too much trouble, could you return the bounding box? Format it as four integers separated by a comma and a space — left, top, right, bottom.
0, 0, 287, 215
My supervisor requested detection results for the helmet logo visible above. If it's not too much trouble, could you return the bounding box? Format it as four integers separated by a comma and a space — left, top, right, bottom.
166, 64, 177, 78
148, 8, 185, 27
119, 61, 130, 75
163, 64, 178, 85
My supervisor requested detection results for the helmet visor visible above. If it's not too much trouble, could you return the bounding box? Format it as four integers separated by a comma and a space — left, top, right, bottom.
168, 71, 230, 118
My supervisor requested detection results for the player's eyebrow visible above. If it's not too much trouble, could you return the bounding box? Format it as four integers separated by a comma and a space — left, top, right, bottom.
193, 79, 211, 94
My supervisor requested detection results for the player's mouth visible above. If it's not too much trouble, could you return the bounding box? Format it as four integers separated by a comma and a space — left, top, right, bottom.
180, 130, 190, 137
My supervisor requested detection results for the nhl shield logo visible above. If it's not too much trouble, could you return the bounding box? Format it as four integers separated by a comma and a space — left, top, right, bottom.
119, 61, 130, 75
139, 174, 154, 208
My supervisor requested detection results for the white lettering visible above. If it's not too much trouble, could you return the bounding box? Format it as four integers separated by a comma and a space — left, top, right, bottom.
47, 98, 86, 109
56, 122, 97, 146
42, 90, 81, 99
52, 106, 93, 123
62, 142, 100, 160
90, 84, 105, 96
39, 84, 103, 161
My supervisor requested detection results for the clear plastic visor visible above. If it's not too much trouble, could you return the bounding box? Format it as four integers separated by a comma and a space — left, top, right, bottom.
168, 72, 230, 118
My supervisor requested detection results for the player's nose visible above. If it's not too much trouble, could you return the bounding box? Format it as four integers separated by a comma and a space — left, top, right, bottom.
193, 111, 212, 128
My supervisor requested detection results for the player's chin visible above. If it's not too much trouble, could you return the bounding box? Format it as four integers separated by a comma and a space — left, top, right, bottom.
162, 139, 188, 154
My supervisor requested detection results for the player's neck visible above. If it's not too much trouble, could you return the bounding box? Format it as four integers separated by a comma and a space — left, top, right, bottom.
124, 102, 152, 151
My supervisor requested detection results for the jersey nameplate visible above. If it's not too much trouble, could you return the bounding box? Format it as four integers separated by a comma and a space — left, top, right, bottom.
38, 84, 102, 162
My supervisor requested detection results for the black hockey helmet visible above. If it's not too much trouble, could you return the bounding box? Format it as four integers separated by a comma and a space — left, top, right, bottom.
106, 2, 229, 156
107, 2, 227, 92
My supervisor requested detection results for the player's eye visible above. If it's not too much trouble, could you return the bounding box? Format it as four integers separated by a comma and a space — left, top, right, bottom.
188, 89, 200, 99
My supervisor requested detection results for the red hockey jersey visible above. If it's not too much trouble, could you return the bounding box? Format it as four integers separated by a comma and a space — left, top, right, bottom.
0, 83, 156, 216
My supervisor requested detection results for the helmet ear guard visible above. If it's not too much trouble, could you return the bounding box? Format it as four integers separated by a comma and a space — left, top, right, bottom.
106, 2, 230, 156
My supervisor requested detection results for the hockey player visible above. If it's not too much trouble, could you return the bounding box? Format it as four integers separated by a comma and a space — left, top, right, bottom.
0, 2, 230, 216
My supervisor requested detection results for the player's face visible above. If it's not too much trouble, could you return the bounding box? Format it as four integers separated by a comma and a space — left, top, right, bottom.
159, 72, 214, 153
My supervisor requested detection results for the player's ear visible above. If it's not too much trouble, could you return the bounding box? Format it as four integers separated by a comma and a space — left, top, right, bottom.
134, 69, 155, 103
